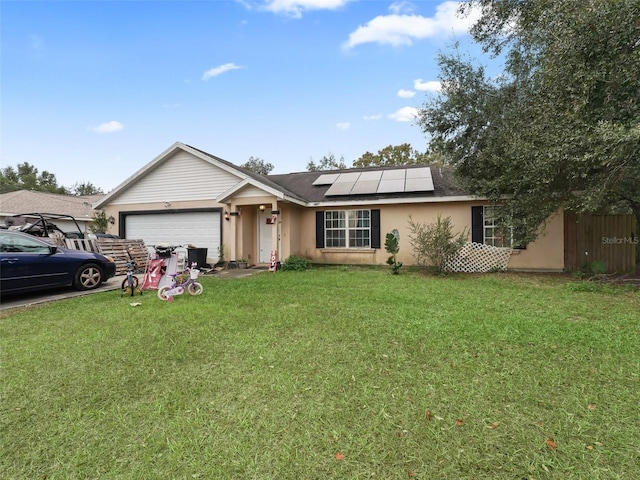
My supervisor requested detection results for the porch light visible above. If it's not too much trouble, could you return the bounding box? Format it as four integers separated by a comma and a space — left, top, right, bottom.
224, 211, 230, 221
259, 204, 266, 212
108, 215, 115, 224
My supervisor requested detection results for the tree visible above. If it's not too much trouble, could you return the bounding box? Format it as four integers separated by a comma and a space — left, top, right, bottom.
89, 211, 109, 234
241, 156, 274, 175
306, 153, 347, 171
0, 163, 68, 194
353, 143, 441, 168
71, 182, 103, 196
417, 0, 640, 245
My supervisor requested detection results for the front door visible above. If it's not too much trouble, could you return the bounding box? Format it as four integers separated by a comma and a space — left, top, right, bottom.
258, 215, 272, 263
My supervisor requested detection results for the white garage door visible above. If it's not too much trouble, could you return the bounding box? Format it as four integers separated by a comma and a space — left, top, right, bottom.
125, 211, 221, 263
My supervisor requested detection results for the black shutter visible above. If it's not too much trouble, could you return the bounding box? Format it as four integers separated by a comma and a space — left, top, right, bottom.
471, 206, 484, 244
371, 209, 381, 249
315, 211, 325, 248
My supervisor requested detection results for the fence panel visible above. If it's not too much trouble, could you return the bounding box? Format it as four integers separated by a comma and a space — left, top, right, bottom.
566, 214, 637, 273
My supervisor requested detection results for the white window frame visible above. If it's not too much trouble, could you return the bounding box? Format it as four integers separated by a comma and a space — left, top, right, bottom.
324, 209, 371, 248
483, 206, 513, 247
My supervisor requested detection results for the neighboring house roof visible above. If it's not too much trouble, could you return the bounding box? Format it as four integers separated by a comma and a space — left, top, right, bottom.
0, 190, 103, 220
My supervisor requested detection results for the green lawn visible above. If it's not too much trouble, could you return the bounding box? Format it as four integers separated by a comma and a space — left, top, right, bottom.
1, 267, 639, 479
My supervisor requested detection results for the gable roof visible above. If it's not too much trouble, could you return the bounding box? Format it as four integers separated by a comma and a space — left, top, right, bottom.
188, 145, 307, 205
0, 190, 102, 220
94, 142, 256, 209
95, 142, 473, 209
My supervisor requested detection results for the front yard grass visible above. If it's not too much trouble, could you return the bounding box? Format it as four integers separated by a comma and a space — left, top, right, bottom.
1, 267, 639, 479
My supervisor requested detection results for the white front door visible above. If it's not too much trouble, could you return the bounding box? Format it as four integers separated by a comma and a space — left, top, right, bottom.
258, 215, 273, 263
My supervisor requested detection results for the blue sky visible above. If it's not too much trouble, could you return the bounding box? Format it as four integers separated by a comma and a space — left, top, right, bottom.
1, 0, 484, 192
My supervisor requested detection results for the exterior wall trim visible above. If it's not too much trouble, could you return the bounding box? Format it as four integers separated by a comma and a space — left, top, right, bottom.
309, 195, 483, 208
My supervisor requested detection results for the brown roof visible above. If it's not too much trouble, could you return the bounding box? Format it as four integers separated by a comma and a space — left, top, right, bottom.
265, 164, 468, 204
0, 190, 104, 220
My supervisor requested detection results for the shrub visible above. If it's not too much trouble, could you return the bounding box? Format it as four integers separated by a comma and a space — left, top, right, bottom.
384, 229, 403, 275
407, 215, 468, 274
282, 256, 310, 271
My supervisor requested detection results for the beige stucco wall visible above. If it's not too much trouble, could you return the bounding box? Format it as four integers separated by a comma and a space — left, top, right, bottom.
104, 198, 565, 271
293, 201, 565, 271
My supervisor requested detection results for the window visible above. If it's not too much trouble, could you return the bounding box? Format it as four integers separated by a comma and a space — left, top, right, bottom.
324, 210, 371, 248
472, 206, 524, 248
483, 206, 512, 247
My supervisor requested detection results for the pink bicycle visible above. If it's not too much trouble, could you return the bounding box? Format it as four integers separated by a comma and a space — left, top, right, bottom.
157, 263, 204, 301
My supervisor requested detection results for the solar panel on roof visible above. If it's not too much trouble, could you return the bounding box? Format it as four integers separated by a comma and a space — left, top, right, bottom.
381, 169, 406, 180
377, 179, 405, 193
405, 177, 435, 192
318, 167, 435, 196
335, 172, 361, 183
357, 171, 383, 182
406, 167, 432, 179
312, 173, 341, 186
325, 181, 356, 196
350, 180, 380, 195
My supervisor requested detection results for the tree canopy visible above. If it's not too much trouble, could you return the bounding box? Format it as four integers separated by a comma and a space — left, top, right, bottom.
306, 153, 347, 171
353, 143, 442, 168
0, 163, 104, 195
0, 163, 68, 194
241, 156, 275, 175
418, 0, 640, 243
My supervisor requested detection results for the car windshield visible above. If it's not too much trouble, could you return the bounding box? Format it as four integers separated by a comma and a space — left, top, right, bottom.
0, 232, 53, 254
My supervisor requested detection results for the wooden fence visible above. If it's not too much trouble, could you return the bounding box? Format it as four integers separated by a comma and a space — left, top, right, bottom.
65, 238, 149, 275
564, 213, 637, 273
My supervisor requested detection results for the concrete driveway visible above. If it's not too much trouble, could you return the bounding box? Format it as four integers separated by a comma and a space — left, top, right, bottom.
0, 275, 126, 312
0, 267, 267, 313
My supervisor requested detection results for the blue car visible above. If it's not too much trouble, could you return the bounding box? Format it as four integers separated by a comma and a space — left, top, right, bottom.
0, 230, 117, 295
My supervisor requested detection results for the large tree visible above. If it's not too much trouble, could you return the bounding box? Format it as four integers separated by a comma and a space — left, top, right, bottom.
418, 0, 640, 244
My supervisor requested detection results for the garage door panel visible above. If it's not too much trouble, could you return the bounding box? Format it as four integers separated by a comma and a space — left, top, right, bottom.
125, 212, 220, 263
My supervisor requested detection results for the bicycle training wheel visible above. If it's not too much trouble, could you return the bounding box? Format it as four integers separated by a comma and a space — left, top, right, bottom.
187, 282, 203, 296
157, 286, 172, 301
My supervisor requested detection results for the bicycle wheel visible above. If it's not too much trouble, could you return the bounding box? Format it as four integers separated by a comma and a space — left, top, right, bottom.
157, 286, 172, 301
187, 282, 203, 296
121, 276, 139, 292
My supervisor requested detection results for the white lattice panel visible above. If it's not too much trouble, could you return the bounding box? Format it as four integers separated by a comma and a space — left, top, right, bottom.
446, 242, 513, 273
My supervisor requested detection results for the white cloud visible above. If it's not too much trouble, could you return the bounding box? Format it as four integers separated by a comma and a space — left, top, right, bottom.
389, 1, 415, 15
388, 107, 418, 122
363, 114, 382, 120
343, 1, 480, 49
336, 122, 351, 130
261, 0, 350, 18
397, 89, 416, 98
90, 121, 124, 133
202, 63, 244, 80
414, 79, 441, 92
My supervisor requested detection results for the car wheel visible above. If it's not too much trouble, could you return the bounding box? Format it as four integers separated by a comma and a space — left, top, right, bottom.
74, 263, 104, 290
